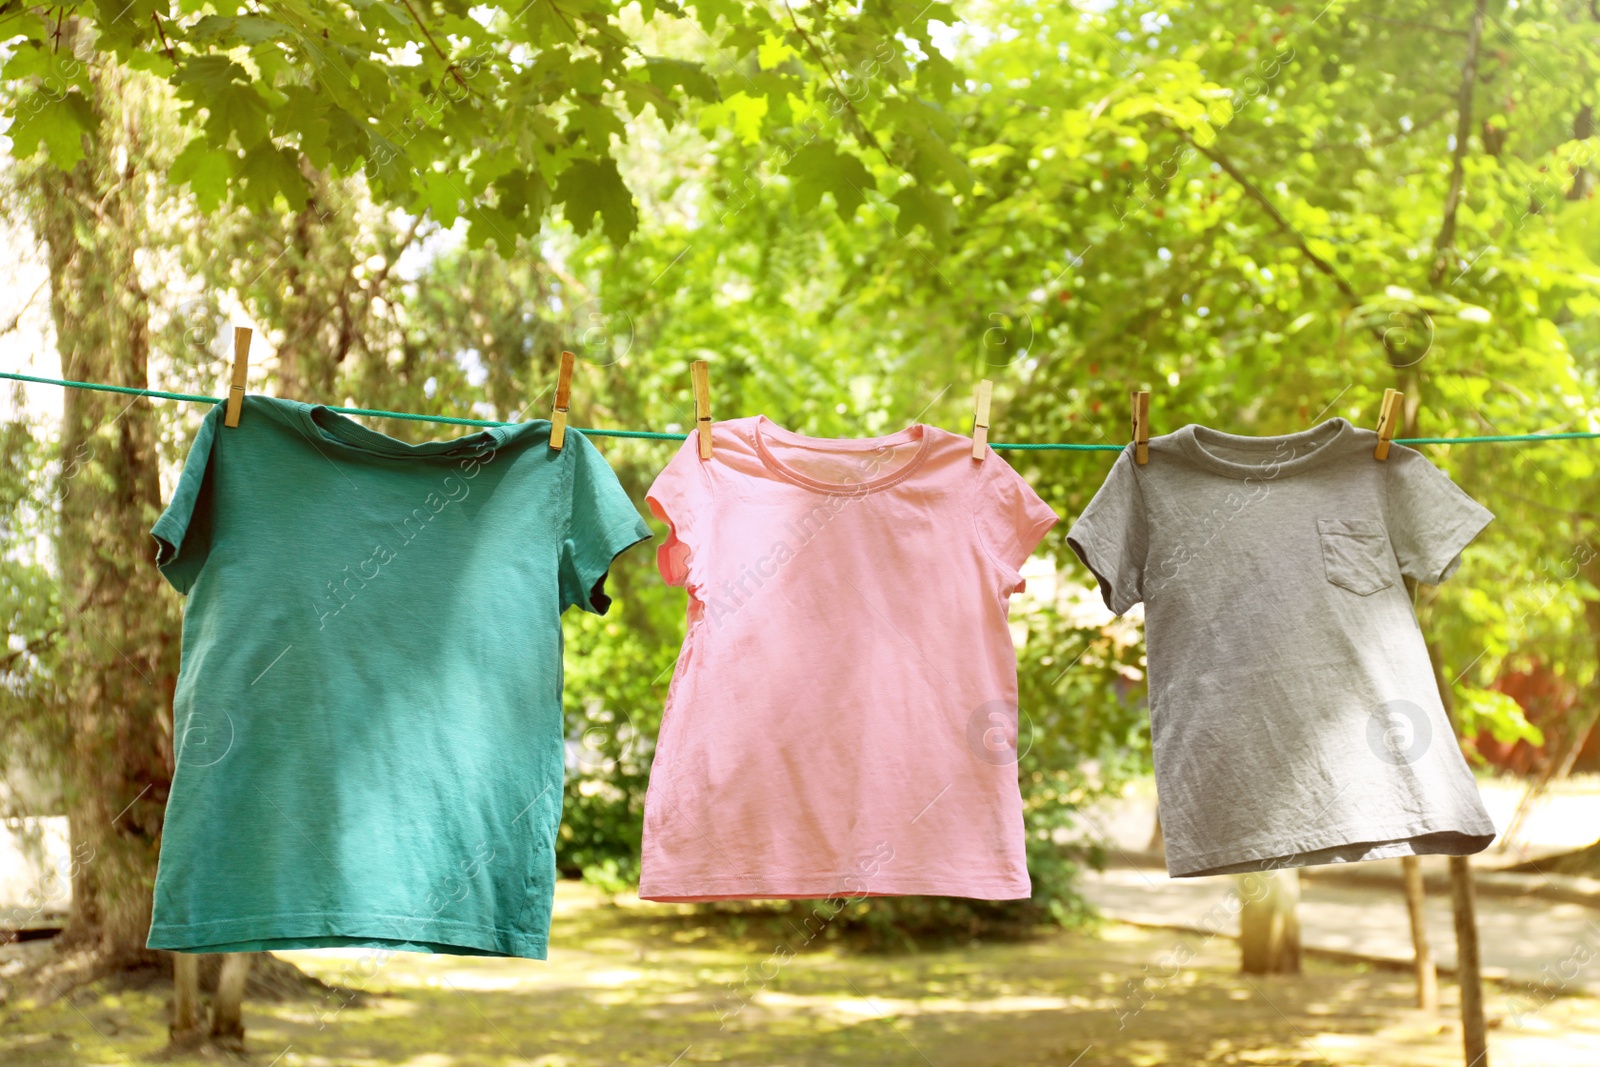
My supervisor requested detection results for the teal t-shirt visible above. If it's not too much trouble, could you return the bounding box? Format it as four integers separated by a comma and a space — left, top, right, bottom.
146, 395, 651, 959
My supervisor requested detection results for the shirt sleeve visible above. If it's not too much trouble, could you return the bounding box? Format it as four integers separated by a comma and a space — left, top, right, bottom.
560, 429, 653, 614
150, 406, 222, 595
1066, 449, 1148, 616
643, 434, 708, 589
1384, 445, 1493, 585
972, 449, 1060, 593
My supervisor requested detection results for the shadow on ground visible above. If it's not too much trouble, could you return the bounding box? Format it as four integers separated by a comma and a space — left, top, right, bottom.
3, 880, 1598, 1066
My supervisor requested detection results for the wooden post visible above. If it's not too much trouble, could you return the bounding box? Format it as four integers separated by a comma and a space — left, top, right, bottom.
1417, 578, 1491, 1066
209, 952, 254, 1051
1449, 856, 1489, 1066
170, 952, 204, 1047
1402, 855, 1439, 1009
1238, 868, 1302, 975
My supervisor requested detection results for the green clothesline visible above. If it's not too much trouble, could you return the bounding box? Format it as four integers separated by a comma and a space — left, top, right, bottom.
4, 370, 1597, 451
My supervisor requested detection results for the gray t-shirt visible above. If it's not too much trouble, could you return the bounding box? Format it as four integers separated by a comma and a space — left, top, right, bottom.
1068, 417, 1496, 877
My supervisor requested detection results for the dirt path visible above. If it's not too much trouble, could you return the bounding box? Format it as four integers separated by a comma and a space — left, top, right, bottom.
1079, 864, 1600, 992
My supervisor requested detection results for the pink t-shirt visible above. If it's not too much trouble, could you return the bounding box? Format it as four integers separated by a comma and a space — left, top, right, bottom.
640, 415, 1059, 901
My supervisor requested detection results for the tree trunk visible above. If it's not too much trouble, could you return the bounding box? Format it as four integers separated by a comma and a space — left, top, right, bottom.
1238, 868, 1302, 975
1449, 855, 1490, 1067
1417, 552, 1490, 1064
209, 953, 254, 1050
30, 54, 179, 967
170, 953, 203, 1047
1401, 855, 1438, 1009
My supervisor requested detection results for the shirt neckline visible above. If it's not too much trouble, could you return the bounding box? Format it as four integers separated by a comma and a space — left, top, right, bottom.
753, 415, 934, 495
288, 399, 520, 459
1174, 417, 1355, 480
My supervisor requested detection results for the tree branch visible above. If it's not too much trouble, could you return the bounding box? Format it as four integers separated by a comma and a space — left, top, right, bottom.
0, 629, 62, 672
150, 11, 175, 62
1175, 128, 1415, 359
399, 0, 474, 95
1177, 129, 1360, 306
1431, 0, 1486, 283
1, 278, 48, 336
367, 213, 431, 295
1318, 105, 1459, 153
780, 0, 888, 165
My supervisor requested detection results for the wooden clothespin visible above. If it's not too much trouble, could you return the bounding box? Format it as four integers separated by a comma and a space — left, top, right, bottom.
1130, 389, 1150, 465
549, 350, 575, 451
1374, 387, 1403, 461
971, 379, 992, 460
224, 326, 251, 428
691, 360, 712, 460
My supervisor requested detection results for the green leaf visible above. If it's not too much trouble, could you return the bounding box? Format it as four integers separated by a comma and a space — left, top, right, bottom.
645, 57, 721, 103
172, 56, 272, 147
757, 33, 796, 71
690, 0, 741, 32
418, 169, 465, 227
882, 99, 972, 193
172, 55, 250, 99
919, 49, 957, 104
465, 204, 520, 250
704, 91, 766, 145
205, 84, 270, 146
784, 143, 874, 220
891, 185, 956, 245
493, 167, 551, 224
568, 100, 629, 154
7, 92, 95, 170
365, 131, 415, 195
2, 40, 86, 85
554, 158, 638, 246
238, 143, 307, 209
169, 138, 235, 212
323, 108, 374, 171
569, 58, 606, 95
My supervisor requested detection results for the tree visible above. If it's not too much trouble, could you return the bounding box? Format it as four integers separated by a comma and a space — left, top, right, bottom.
17, 54, 181, 970
1238, 869, 1302, 975
1, 0, 966, 247
2, 0, 1596, 997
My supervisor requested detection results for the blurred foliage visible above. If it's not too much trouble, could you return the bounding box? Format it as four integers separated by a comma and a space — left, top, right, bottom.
2, 0, 1599, 953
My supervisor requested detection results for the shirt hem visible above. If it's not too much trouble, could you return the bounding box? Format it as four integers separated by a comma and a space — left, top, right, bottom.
1164, 815, 1498, 879
147, 913, 549, 960
638, 879, 1032, 903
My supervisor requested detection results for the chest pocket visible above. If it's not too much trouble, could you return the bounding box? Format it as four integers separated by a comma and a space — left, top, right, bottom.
1317, 518, 1395, 596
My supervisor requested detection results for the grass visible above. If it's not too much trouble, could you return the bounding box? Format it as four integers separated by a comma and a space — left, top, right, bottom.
3, 880, 1599, 1066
